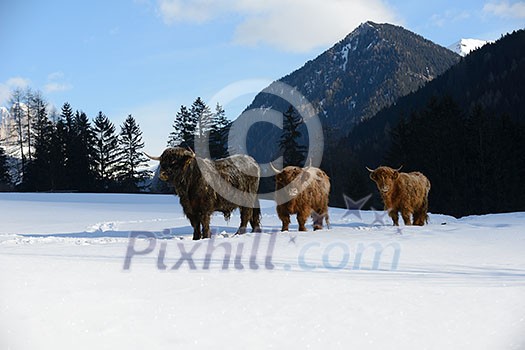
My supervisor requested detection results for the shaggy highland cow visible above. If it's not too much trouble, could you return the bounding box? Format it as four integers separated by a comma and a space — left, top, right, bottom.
270, 164, 331, 231
367, 166, 431, 226
147, 147, 261, 240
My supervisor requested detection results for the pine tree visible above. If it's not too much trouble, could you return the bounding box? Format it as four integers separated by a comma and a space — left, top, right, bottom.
70, 111, 96, 191
191, 97, 213, 154
0, 146, 12, 190
209, 103, 229, 159
93, 112, 120, 190
279, 105, 306, 167
117, 114, 151, 192
167, 97, 214, 154
23, 88, 35, 162
53, 115, 69, 190
167, 105, 195, 149
57, 102, 75, 188
24, 96, 54, 191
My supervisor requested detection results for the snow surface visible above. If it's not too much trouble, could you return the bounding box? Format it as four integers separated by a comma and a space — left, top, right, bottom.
1, 193, 524, 349
448, 38, 489, 57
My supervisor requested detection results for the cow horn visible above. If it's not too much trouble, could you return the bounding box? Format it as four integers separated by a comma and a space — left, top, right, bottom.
269, 162, 280, 174
144, 152, 161, 161
366, 166, 374, 173
187, 146, 195, 156
395, 165, 403, 172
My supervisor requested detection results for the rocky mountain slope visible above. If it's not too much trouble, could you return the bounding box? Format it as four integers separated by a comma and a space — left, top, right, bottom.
242, 21, 460, 162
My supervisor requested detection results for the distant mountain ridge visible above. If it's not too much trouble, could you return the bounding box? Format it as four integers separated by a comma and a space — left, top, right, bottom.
242, 22, 460, 163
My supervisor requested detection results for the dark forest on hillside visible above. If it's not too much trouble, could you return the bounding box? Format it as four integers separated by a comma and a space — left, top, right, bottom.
327, 29, 525, 217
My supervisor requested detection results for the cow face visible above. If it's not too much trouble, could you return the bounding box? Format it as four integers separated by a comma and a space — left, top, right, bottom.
275, 166, 310, 198
158, 148, 195, 182
368, 166, 400, 194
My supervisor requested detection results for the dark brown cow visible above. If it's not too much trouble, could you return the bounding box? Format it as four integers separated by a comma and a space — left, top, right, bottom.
271, 164, 330, 231
367, 166, 431, 226
147, 147, 261, 240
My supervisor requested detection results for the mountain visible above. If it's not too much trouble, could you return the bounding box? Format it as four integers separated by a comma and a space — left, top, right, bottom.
241, 21, 460, 164
0, 103, 29, 150
447, 38, 489, 57
0, 103, 32, 185
0, 106, 9, 119
0, 106, 10, 137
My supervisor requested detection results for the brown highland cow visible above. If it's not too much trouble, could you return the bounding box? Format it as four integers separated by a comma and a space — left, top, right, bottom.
147, 147, 261, 240
271, 164, 331, 231
367, 166, 431, 226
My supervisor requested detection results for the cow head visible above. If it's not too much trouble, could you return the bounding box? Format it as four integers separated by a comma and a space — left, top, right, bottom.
145, 147, 195, 182
366, 166, 402, 194
270, 163, 310, 198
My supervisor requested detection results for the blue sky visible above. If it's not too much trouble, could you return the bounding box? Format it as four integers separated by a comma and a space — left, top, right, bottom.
1, 0, 524, 153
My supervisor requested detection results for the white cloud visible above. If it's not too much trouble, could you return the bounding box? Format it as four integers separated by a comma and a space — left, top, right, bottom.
44, 71, 73, 94
0, 77, 31, 106
235, 0, 400, 52
47, 71, 65, 81
430, 10, 471, 27
483, 1, 525, 19
155, 0, 401, 52
43, 82, 73, 94
158, 0, 228, 23
5, 77, 31, 89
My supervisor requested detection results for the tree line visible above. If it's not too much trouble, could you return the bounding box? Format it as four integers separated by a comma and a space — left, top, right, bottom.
0, 88, 309, 195
4, 88, 522, 218
0, 89, 151, 192
326, 95, 525, 218
0, 90, 235, 193
325, 30, 525, 217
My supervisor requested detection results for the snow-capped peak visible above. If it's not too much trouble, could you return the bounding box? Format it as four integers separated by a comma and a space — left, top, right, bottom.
448, 38, 489, 57
0, 106, 9, 116
0, 106, 10, 126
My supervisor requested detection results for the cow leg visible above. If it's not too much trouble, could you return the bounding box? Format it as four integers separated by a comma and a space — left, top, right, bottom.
237, 207, 251, 235
280, 216, 290, 232
413, 208, 422, 225
388, 209, 400, 226
250, 206, 262, 233
188, 214, 202, 240
277, 206, 290, 232
413, 207, 426, 226
201, 213, 212, 239
312, 211, 324, 231
325, 212, 330, 229
401, 210, 412, 226
297, 210, 309, 231
413, 213, 424, 226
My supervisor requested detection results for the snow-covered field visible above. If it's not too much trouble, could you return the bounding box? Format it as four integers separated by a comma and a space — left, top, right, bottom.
1, 193, 524, 349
